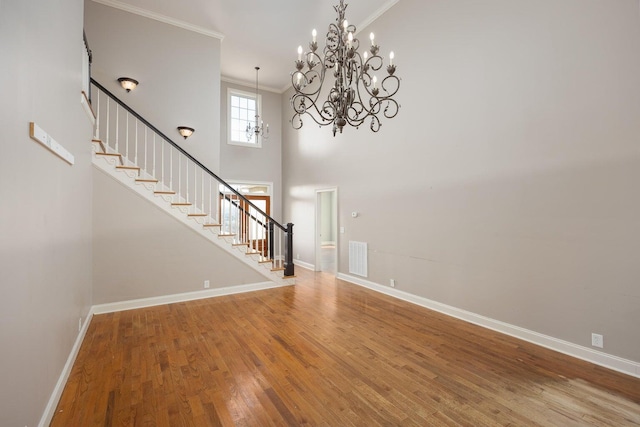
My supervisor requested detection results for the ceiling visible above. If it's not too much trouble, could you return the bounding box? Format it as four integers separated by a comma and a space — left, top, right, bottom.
100, 0, 398, 92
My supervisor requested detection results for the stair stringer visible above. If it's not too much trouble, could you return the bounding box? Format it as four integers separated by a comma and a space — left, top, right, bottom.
91, 145, 295, 287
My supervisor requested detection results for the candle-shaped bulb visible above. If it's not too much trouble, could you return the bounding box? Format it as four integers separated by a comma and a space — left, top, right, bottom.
389, 51, 394, 66
343, 20, 348, 30
372, 75, 377, 88
312, 29, 317, 43
297, 45, 303, 61
348, 32, 353, 47
363, 51, 368, 60
370, 32, 375, 46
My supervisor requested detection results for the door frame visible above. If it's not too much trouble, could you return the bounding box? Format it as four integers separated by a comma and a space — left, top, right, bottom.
315, 187, 338, 273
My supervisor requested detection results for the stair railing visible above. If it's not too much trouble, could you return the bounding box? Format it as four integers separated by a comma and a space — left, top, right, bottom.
91, 78, 294, 276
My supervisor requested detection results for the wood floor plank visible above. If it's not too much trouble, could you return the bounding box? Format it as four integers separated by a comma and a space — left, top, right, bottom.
51, 270, 640, 426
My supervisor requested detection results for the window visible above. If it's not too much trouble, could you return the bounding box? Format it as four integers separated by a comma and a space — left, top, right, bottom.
228, 88, 262, 148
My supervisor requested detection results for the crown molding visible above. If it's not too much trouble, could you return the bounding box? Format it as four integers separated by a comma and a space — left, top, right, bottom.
355, 0, 400, 35
221, 75, 283, 94
91, 0, 224, 40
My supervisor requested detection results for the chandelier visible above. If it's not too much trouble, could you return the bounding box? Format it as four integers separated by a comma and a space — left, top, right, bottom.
290, 0, 400, 136
246, 66, 269, 142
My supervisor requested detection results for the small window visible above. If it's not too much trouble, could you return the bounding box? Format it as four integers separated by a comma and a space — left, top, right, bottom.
228, 88, 262, 148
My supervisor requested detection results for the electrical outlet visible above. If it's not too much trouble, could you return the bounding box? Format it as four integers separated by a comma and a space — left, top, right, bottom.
204, 280, 210, 289
591, 333, 603, 348
390, 279, 396, 288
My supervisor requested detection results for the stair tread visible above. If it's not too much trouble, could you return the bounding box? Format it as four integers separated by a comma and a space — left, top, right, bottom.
218, 234, 236, 237
136, 178, 158, 183
154, 191, 176, 194
96, 152, 122, 157
188, 213, 208, 217
232, 243, 249, 247
271, 267, 286, 272
258, 259, 273, 264
203, 223, 221, 227
171, 203, 192, 206
116, 165, 140, 170
91, 139, 106, 149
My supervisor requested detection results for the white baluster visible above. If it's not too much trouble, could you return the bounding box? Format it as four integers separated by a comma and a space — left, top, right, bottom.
178, 154, 181, 200
267, 220, 270, 260
125, 113, 129, 159
169, 146, 173, 189
240, 198, 243, 242
144, 127, 148, 172
115, 107, 119, 153
160, 137, 161, 185
94, 90, 100, 140
194, 167, 198, 211
209, 177, 213, 222
254, 213, 258, 250
106, 98, 110, 149
133, 117, 139, 166
186, 161, 189, 204
227, 193, 232, 235
152, 134, 156, 178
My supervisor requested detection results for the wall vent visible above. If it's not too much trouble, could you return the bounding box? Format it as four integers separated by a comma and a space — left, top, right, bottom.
349, 241, 368, 277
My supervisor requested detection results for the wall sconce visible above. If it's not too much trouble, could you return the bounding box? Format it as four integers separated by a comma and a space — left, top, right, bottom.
117, 77, 138, 92
177, 126, 195, 139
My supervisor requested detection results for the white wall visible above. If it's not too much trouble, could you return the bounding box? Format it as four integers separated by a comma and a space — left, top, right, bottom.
84, 0, 221, 174
92, 169, 265, 304
0, 1, 94, 425
283, 0, 640, 363
220, 81, 283, 220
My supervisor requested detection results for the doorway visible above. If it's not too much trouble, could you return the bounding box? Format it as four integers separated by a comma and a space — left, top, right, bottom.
315, 188, 338, 274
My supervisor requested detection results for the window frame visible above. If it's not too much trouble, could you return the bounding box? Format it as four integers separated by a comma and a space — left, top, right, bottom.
227, 87, 263, 148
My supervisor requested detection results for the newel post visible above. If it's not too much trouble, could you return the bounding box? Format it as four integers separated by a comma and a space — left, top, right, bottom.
268, 221, 274, 259
284, 223, 295, 277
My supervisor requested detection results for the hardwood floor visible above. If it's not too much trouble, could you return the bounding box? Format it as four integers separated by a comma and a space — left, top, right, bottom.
51, 270, 640, 426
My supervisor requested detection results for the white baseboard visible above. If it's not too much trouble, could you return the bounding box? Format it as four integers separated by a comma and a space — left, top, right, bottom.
294, 259, 315, 271
337, 273, 640, 379
39, 313, 93, 427
92, 281, 285, 314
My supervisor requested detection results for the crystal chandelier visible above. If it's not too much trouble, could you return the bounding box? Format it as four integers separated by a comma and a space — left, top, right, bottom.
290, 0, 400, 136
246, 66, 269, 142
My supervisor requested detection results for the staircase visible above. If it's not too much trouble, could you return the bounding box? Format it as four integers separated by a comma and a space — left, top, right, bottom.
90, 79, 295, 286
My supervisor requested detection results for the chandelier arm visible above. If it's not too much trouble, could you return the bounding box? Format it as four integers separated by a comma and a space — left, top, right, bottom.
292, 69, 323, 96
369, 114, 382, 132
290, 93, 338, 128
380, 74, 401, 98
